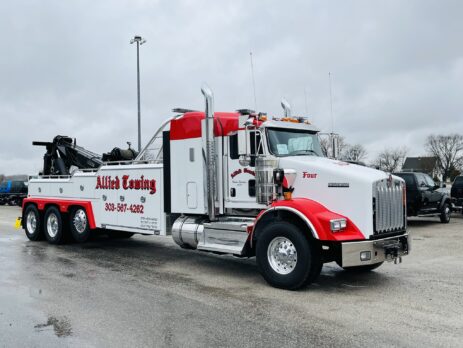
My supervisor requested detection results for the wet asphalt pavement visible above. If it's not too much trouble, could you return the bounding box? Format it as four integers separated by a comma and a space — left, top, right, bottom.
0, 206, 462, 347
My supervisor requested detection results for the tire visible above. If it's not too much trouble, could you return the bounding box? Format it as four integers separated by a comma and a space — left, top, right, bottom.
338, 261, 384, 272
440, 202, 451, 223
23, 205, 44, 241
108, 231, 135, 239
44, 206, 66, 244
256, 221, 322, 290
69, 207, 91, 243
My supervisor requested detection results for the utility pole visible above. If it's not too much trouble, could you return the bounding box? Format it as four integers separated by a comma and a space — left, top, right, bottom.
130, 35, 146, 152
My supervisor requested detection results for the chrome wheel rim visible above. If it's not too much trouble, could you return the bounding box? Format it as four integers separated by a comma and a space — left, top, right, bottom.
267, 237, 297, 275
47, 213, 59, 238
73, 209, 87, 234
26, 211, 37, 233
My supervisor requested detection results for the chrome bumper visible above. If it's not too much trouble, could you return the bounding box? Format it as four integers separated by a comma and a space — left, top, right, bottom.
341, 233, 410, 268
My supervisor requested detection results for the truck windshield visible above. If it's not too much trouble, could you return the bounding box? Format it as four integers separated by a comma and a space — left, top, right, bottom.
267, 128, 323, 157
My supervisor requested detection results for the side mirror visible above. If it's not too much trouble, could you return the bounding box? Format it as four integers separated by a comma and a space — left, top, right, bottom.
238, 130, 249, 156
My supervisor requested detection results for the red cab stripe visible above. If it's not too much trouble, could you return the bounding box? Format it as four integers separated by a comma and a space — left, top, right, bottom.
170, 112, 240, 140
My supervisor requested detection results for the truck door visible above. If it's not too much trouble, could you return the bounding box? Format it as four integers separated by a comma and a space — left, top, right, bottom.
226, 131, 262, 206
416, 173, 436, 211
423, 173, 442, 210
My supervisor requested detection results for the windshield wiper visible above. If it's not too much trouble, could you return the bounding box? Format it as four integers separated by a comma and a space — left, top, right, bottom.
288, 149, 318, 156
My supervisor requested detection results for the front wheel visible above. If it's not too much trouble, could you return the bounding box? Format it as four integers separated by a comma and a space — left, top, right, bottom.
440, 203, 451, 223
256, 221, 322, 290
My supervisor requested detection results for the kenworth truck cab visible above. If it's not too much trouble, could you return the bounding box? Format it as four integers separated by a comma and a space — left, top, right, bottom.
22, 86, 409, 289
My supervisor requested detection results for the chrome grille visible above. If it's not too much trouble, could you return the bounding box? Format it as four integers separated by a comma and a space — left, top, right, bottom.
373, 178, 406, 234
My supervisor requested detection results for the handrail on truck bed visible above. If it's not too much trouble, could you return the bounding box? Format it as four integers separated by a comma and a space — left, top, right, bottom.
136, 114, 184, 161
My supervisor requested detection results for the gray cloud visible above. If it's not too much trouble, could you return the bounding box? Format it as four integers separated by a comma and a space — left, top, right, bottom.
1, 0, 462, 174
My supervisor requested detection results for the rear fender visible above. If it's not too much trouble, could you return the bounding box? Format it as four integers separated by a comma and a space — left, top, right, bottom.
22, 198, 96, 229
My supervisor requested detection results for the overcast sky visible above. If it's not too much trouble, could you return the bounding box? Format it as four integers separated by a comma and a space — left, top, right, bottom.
1, 0, 462, 175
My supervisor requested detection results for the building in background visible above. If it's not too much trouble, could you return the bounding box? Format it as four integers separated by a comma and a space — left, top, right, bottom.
401, 157, 439, 179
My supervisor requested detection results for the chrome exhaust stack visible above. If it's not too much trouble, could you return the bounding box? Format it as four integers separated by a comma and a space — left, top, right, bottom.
281, 99, 291, 117
201, 84, 217, 221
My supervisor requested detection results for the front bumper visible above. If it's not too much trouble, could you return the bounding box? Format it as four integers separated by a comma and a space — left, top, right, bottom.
341, 233, 409, 268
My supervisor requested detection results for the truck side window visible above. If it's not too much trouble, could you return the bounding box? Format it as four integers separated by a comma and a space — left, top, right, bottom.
229, 134, 238, 160
424, 174, 435, 187
417, 174, 427, 187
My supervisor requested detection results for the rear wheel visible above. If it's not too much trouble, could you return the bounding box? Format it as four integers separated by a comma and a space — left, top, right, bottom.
44, 206, 66, 244
23, 205, 43, 241
440, 203, 451, 223
256, 221, 322, 290
69, 207, 91, 243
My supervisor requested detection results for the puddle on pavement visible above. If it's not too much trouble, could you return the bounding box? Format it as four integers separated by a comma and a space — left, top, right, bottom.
34, 315, 72, 337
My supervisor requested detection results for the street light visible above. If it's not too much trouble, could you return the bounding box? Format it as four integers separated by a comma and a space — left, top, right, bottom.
130, 35, 147, 152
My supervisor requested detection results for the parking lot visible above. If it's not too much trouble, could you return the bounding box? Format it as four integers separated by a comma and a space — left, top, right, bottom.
0, 205, 462, 347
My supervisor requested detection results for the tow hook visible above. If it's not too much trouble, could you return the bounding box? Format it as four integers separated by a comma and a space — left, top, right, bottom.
384, 240, 402, 264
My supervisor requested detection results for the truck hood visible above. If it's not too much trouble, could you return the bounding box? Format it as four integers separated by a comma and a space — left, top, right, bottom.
278, 156, 392, 238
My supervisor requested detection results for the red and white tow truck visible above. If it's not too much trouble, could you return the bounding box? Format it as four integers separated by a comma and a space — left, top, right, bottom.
21, 86, 409, 289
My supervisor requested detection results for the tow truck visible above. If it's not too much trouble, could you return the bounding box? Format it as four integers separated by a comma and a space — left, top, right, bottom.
21, 86, 409, 289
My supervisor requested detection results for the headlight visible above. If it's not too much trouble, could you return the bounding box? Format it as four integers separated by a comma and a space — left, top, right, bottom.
330, 218, 347, 232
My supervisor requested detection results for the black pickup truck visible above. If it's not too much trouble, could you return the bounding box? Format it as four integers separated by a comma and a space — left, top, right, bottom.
394, 172, 452, 223
450, 175, 463, 213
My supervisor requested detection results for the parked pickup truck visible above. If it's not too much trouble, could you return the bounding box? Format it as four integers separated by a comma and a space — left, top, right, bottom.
451, 175, 463, 214
394, 172, 452, 223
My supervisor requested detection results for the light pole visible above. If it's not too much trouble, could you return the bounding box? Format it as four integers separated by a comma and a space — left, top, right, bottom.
130, 35, 146, 152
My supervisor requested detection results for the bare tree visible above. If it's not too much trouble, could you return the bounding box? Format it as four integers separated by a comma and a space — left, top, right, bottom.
341, 144, 367, 162
373, 147, 408, 172
319, 135, 347, 158
425, 134, 463, 181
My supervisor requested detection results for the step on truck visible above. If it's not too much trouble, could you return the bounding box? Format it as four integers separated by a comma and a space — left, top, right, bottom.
21, 86, 409, 289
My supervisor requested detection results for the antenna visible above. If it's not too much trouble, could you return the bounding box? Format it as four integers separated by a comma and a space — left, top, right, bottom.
250, 51, 257, 111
